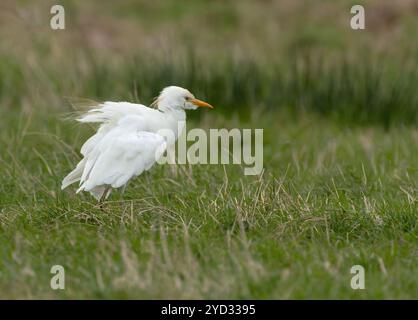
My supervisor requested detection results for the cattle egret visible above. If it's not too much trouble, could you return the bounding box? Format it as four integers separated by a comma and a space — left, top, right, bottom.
62, 86, 213, 201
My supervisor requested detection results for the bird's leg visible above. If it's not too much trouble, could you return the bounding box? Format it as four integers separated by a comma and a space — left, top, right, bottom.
167, 151, 179, 177
121, 182, 129, 194
170, 164, 179, 177
98, 186, 111, 211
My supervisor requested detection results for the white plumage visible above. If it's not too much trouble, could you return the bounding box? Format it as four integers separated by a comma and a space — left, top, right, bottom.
62, 86, 213, 201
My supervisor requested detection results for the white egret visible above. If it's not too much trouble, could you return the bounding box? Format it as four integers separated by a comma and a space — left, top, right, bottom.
61, 86, 213, 201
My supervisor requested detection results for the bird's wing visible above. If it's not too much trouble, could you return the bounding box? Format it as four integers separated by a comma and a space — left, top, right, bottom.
62, 102, 166, 195
76, 101, 156, 124
77, 101, 161, 158
77, 115, 167, 193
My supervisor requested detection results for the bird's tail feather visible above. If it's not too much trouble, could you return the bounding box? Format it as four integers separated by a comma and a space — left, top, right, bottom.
61, 97, 102, 123
88, 186, 112, 201
63, 161, 112, 201
61, 159, 86, 190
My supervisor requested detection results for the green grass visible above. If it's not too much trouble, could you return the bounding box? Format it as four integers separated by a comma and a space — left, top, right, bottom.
0, 0, 417, 299
1, 52, 417, 127
0, 110, 416, 299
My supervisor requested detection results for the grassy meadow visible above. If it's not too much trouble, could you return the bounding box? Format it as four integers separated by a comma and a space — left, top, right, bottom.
0, 0, 417, 299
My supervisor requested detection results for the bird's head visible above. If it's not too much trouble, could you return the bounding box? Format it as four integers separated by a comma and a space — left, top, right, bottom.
152, 86, 213, 111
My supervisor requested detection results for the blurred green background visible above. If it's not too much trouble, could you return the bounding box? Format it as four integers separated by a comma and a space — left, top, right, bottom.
1, 0, 417, 126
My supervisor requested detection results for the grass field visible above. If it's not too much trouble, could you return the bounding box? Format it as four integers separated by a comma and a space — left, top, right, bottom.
0, 1, 417, 299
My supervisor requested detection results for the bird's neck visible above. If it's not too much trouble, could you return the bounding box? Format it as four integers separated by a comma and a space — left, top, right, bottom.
158, 105, 186, 121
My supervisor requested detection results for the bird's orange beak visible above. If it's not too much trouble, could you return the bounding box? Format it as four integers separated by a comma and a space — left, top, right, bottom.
190, 98, 214, 109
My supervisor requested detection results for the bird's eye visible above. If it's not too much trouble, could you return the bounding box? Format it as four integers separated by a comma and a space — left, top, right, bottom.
185, 96, 190, 101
